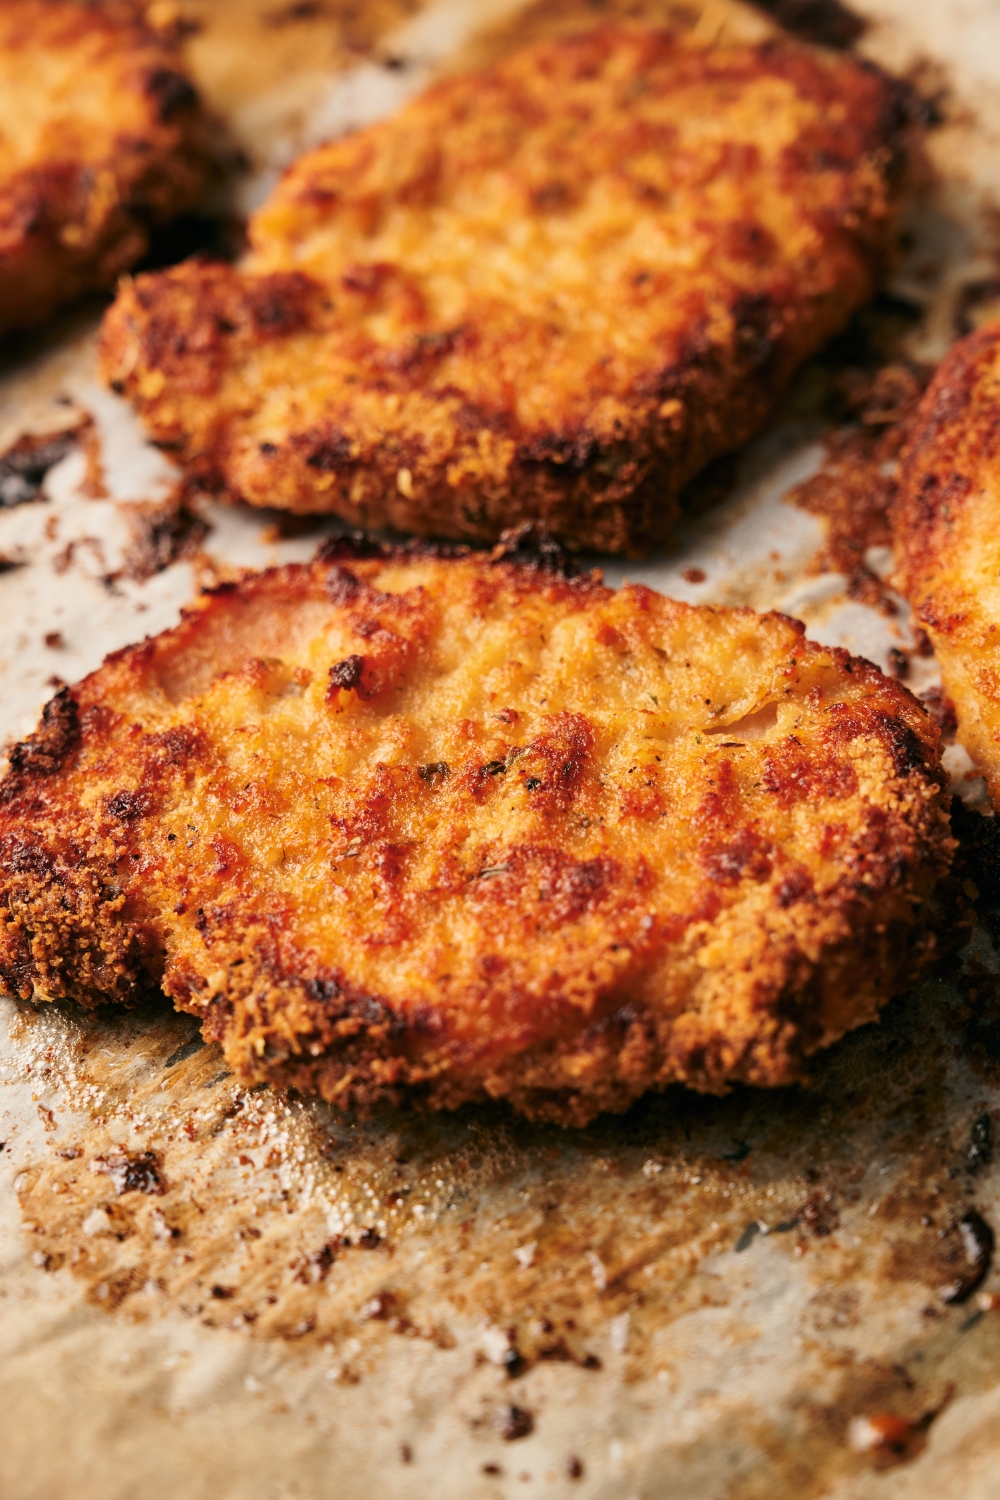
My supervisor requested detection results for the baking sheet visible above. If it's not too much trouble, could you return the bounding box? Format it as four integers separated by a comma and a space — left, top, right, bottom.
4, 3, 1000, 1496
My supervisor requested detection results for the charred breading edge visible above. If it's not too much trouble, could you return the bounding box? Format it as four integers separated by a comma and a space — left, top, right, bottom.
0, 533, 951, 1125
894, 320, 1000, 806
0, 0, 209, 336
99, 25, 918, 555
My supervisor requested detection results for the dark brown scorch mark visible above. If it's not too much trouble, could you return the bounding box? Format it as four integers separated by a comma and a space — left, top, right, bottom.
0, 428, 81, 509
327, 655, 366, 699
748, 0, 867, 48
940, 1210, 994, 1304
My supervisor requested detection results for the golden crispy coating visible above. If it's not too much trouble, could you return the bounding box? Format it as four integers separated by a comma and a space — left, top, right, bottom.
894, 320, 1000, 805
100, 25, 914, 553
0, 0, 208, 335
0, 536, 950, 1124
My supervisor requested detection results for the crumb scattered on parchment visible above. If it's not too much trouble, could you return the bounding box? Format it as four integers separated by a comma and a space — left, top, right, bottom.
117, 489, 209, 581
6, 940, 999, 1441
790, 363, 934, 614
0, 425, 85, 509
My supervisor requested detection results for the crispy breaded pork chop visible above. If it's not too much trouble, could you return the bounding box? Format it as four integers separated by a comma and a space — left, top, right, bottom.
894, 320, 1000, 806
0, 535, 950, 1124
100, 24, 915, 554
0, 0, 208, 335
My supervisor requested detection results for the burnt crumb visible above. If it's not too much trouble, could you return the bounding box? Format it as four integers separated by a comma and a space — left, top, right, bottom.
145, 67, 199, 121
790, 362, 932, 614
954, 277, 1000, 338
884, 721, 927, 778
747, 0, 867, 48
502, 1345, 527, 1379
260, 512, 331, 543
918, 687, 957, 734
43, 631, 63, 650
490, 522, 573, 576
482, 1465, 503, 1477
316, 531, 391, 566
848, 1401, 946, 1467
940, 1210, 994, 1304
327, 655, 366, 697
968, 1114, 993, 1174
116, 1152, 166, 1196
200, 579, 240, 598
120, 495, 209, 582
0, 428, 79, 509
494, 1405, 534, 1441
682, 567, 706, 584
801, 1188, 839, 1237
92, 1150, 165, 1197
0, 553, 24, 573
210, 1283, 236, 1299
887, 647, 909, 681
735, 1221, 761, 1253
400, 1443, 413, 1464
357, 1227, 381, 1249
105, 790, 150, 822
324, 564, 362, 607
294, 1240, 341, 1283
163, 1035, 205, 1069
566, 1456, 585, 1480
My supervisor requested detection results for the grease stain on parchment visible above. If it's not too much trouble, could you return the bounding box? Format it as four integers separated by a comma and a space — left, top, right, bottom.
6, 951, 1000, 1495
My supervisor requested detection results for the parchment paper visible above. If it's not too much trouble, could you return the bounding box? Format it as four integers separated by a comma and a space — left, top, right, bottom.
3, 4, 1000, 1497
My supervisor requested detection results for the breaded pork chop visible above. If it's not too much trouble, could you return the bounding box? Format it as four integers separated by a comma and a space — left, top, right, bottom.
894, 321, 1000, 806
0, 0, 208, 336
100, 25, 915, 554
0, 536, 950, 1124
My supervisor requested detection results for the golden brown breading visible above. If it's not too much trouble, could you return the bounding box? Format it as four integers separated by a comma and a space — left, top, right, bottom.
0, 0, 209, 335
0, 534, 951, 1123
894, 320, 1000, 805
100, 25, 915, 553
